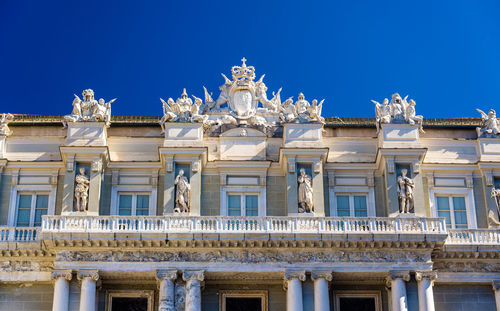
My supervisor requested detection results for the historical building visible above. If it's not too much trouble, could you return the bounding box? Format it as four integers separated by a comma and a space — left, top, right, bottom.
0, 59, 499, 311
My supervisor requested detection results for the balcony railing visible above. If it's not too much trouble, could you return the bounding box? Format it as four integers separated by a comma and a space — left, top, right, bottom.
445, 229, 500, 245
0, 226, 40, 242
41, 215, 447, 235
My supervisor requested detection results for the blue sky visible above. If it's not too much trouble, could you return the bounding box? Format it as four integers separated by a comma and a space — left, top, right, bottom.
1, 1, 499, 119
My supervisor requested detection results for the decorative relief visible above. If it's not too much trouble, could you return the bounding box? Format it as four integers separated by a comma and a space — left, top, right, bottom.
160, 89, 210, 133
174, 169, 191, 214
77, 269, 99, 281
476, 108, 500, 137
311, 271, 333, 282
156, 270, 178, 281
0, 260, 53, 272
385, 270, 410, 288
298, 168, 314, 213
434, 260, 500, 272
284, 271, 306, 281
0, 113, 14, 136
415, 271, 437, 284
63, 89, 116, 128
74, 168, 90, 212
51, 269, 73, 281
397, 169, 415, 214
182, 270, 205, 282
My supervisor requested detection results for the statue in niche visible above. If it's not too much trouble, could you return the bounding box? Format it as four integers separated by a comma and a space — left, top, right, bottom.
63, 89, 116, 128
0, 113, 14, 136
372, 93, 424, 133
476, 108, 500, 137
489, 187, 500, 228
74, 168, 90, 212
397, 169, 414, 213
174, 169, 191, 213
298, 168, 314, 213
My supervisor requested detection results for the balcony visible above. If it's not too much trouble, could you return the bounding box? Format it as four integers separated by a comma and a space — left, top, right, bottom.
0, 226, 40, 242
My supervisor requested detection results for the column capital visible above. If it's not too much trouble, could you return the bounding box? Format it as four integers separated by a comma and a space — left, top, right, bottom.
311, 271, 333, 282
493, 281, 500, 291
415, 271, 437, 284
386, 270, 410, 287
77, 270, 99, 282
156, 270, 178, 282
182, 270, 204, 282
284, 271, 306, 282
51, 269, 72, 282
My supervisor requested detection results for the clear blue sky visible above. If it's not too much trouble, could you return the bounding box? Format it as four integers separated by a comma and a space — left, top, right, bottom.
1, 1, 499, 119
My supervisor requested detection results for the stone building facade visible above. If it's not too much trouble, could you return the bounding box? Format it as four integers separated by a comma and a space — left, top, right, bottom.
0, 60, 499, 311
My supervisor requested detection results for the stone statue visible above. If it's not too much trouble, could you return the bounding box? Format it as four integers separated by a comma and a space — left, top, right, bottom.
159, 89, 211, 133
298, 168, 314, 213
63, 89, 116, 128
279, 97, 297, 123
0, 113, 14, 136
489, 188, 500, 228
372, 93, 424, 133
476, 109, 500, 137
74, 168, 90, 212
397, 169, 414, 213
174, 169, 191, 213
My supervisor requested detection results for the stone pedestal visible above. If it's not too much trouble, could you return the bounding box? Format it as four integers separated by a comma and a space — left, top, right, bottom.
378, 124, 420, 149
284, 271, 306, 311
163, 123, 203, 147
311, 271, 332, 311
65, 122, 107, 146
283, 123, 323, 148
183, 271, 204, 311
156, 270, 178, 311
51, 270, 72, 311
77, 270, 99, 311
478, 138, 500, 162
416, 271, 437, 311
386, 271, 410, 311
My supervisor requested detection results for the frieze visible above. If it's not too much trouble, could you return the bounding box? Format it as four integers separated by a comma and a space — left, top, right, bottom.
56, 249, 431, 264
433, 260, 500, 273
0, 260, 54, 272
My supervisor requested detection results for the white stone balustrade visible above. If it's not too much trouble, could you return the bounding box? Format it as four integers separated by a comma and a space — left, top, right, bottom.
0, 226, 39, 242
41, 215, 447, 235
446, 229, 500, 245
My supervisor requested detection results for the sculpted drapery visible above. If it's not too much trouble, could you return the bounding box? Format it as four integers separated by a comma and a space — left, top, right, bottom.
298, 168, 314, 213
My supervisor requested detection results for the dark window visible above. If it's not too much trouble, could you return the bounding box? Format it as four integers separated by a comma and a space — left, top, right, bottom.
338, 297, 376, 311
225, 297, 262, 311
111, 297, 148, 311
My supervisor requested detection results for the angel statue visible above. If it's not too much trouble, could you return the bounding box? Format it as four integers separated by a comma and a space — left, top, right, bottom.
0, 113, 14, 136
476, 109, 500, 137
96, 98, 116, 127
309, 99, 325, 123
279, 97, 297, 123
372, 98, 391, 133
62, 89, 115, 128
191, 95, 209, 124
407, 99, 424, 133
159, 97, 179, 133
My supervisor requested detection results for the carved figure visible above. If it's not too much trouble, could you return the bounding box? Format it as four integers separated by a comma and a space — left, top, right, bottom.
476, 109, 500, 137
309, 99, 325, 123
174, 169, 191, 213
298, 168, 314, 213
372, 98, 391, 133
489, 188, 500, 228
397, 169, 414, 213
159, 89, 211, 133
407, 100, 424, 133
63, 89, 115, 128
372, 93, 424, 133
279, 97, 297, 123
0, 113, 14, 136
74, 168, 90, 212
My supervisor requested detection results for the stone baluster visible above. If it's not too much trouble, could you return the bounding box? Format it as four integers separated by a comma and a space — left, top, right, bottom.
493, 281, 500, 311
156, 270, 178, 311
386, 271, 410, 311
182, 270, 204, 311
51, 270, 72, 311
77, 270, 99, 311
311, 271, 332, 311
284, 271, 306, 311
415, 271, 437, 311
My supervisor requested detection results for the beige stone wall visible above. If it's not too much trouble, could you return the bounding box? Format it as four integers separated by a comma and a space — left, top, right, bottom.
201, 175, 220, 216
0, 284, 53, 311
0, 173, 11, 225
99, 173, 112, 216
434, 285, 496, 311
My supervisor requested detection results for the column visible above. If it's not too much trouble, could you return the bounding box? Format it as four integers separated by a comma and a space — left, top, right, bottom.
415, 271, 437, 311
77, 270, 99, 311
311, 271, 332, 311
284, 271, 306, 311
182, 270, 204, 311
386, 271, 410, 311
51, 270, 72, 311
156, 270, 178, 311
493, 281, 500, 311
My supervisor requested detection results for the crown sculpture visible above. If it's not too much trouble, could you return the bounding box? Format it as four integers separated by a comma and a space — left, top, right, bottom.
159, 58, 325, 134
372, 93, 424, 133
63, 89, 116, 128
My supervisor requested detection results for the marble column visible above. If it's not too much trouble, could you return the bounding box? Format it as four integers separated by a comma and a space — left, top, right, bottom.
284, 271, 306, 311
51, 270, 72, 311
493, 281, 500, 311
77, 270, 99, 311
156, 270, 178, 311
386, 271, 410, 311
311, 271, 332, 311
182, 270, 204, 311
416, 271, 437, 311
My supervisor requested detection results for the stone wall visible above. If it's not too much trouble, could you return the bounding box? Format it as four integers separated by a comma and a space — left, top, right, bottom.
0, 284, 53, 311
267, 176, 287, 216
201, 175, 220, 216
473, 177, 488, 228
0, 173, 11, 225
99, 173, 112, 216
434, 285, 496, 311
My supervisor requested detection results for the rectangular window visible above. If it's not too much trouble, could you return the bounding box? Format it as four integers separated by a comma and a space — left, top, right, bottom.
219, 290, 267, 311
227, 194, 259, 216
335, 194, 367, 217
334, 291, 381, 311
436, 196, 467, 229
16, 193, 49, 227
118, 193, 150, 216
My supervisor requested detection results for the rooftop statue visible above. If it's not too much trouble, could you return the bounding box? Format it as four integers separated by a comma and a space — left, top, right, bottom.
63, 89, 116, 128
372, 93, 424, 133
0, 113, 14, 136
159, 89, 210, 133
476, 109, 500, 137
